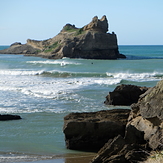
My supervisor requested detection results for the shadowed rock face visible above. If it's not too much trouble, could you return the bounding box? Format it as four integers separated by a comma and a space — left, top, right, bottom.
0, 15, 126, 60
0, 114, 22, 121
63, 109, 130, 151
90, 82, 163, 163
63, 81, 163, 163
104, 84, 149, 106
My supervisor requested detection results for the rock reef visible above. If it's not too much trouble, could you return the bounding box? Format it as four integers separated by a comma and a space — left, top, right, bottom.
63, 81, 163, 162
0, 15, 126, 60
0, 114, 22, 121
104, 84, 149, 106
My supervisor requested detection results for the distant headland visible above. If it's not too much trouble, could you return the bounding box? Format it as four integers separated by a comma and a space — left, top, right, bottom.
0, 15, 126, 59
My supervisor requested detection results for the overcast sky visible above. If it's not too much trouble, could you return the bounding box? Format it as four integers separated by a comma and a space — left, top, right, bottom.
1, 0, 163, 45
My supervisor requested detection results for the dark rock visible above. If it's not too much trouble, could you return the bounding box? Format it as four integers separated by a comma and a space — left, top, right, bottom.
0, 114, 22, 121
139, 80, 163, 120
63, 109, 130, 151
91, 135, 127, 163
10, 42, 22, 47
104, 84, 149, 106
91, 135, 149, 163
0, 15, 126, 60
125, 121, 146, 144
125, 80, 163, 150
63, 80, 163, 162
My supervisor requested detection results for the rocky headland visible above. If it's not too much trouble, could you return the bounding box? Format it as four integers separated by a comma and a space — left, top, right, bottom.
0, 15, 126, 59
63, 81, 163, 163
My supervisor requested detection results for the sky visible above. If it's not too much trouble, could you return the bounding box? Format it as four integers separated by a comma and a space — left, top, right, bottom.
1, 0, 163, 45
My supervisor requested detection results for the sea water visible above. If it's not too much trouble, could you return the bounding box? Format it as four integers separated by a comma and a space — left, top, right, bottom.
0, 45, 163, 162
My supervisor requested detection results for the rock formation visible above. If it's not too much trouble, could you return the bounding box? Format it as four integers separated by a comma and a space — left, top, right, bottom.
83, 15, 108, 33
0, 114, 22, 121
91, 81, 163, 162
104, 84, 149, 106
126, 80, 163, 150
63, 109, 130, 151
0, 16, 126, 59
63, 81, 163, 162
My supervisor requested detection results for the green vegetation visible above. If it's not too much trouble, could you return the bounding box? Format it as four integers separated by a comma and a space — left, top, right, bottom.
63, 25, 77, 32
35, 49, 41, 54
44, 42, 59, 53
75, 28, 85, 36
63, 25, 85, 36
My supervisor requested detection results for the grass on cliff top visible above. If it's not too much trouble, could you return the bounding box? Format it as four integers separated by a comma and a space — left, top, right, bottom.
44, 42, 59, 53
63, 26, 85, 36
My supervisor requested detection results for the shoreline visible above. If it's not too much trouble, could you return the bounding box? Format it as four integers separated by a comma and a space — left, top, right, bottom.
20, 155, 95, 163
0, 152, 96, 163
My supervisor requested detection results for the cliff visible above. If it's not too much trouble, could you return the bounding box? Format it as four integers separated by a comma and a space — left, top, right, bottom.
0, 15, 126, 59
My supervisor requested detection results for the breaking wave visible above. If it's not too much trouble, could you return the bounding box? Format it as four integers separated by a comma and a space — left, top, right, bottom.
106, 71, 163, 82
0, 69, 163, 81
26, 60, 82, 66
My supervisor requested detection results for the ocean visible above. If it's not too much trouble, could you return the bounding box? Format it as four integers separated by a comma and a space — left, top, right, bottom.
0, 45, 163, 162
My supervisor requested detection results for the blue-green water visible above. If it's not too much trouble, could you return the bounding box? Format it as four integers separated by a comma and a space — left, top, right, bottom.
0, 45, 163, 162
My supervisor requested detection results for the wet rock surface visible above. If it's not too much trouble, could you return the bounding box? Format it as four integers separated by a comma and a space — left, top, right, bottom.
0, 114, 22, 121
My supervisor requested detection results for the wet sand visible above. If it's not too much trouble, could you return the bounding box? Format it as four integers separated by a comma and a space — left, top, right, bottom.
19, 153, 96, 163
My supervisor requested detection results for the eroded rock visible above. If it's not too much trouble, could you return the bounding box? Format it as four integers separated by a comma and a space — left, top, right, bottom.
91, 135, 149, 163
0, 15, 126, 60
83, 15, 108, 33
63, 109, 130, 151
126, 80, 163, 150
104, 84, 149, 106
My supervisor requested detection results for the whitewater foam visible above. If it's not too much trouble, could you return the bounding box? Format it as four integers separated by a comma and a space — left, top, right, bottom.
27, 60, 81, 66
0, 70, 44, 76
106, 71, 163, 82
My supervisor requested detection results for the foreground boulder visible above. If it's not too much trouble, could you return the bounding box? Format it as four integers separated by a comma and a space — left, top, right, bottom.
63, 81, 163, 162
104, 84, 149, 106
0, 114, 22, 121
126, 80, 163, 150
91, 135, 149, 163
63, 109, 130, 151
0, 15, 126, 60
91, 81, 163, 162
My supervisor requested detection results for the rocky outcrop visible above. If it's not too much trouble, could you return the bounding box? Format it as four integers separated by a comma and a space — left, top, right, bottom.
63, 109, 130, 151
83, 15, 108, 33
0, 16, 126, 60
91, 135, 149, 163
104, 84, 149, 106
63, 81, 163, 162
126, 80, 163, 150
0, 42, 40, 55
0, 114, 22, 121
91, 81, 163, 162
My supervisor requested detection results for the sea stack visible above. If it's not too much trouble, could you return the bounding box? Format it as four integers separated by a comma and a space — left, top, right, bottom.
0, 15, 126, 59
